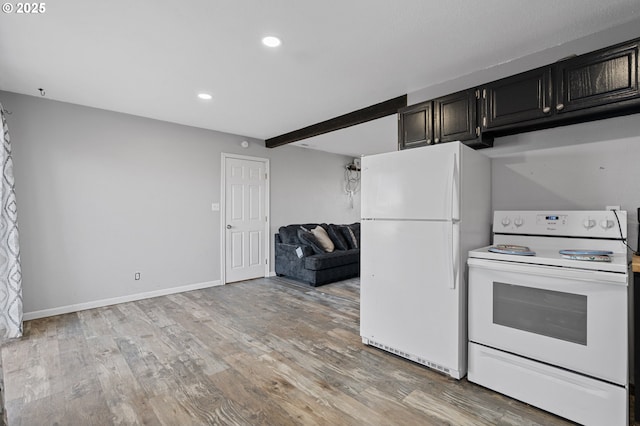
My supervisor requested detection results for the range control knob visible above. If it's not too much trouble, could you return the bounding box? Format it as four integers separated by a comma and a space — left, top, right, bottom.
583, 219, 596, 229
501, 217, 511, 227
514, 217, 524, 227
600, 219, 614, 229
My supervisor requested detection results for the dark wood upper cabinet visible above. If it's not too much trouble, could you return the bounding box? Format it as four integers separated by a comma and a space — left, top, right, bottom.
480, 38, 640, 135
398, 91, 492, 150
398, 101, 433, 150
433, 90, 477, 143
400, 37, 640, 147
483, 67, 553, 129
554, 40, 639, 114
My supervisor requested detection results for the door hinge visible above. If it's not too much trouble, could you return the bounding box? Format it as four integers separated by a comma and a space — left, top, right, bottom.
265, 215, 268, 222
265, 173, 268, 180
265, 258, 268, 264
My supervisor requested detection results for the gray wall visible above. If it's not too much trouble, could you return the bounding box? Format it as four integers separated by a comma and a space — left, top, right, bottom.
1, 91, 359, 317
485, 115, 640, 246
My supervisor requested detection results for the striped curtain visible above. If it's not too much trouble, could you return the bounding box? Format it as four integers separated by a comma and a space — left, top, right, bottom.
0, 103, 22, 339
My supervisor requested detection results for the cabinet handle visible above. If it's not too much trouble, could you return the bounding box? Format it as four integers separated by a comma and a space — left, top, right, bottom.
435, 138, 440, 144
543, 106, 551, 113
427, 139, 432, 144
556, 103, 565, 111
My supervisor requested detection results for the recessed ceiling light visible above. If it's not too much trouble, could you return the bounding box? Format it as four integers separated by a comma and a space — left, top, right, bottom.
197, 93, 212, 100
262, 36, 281, 48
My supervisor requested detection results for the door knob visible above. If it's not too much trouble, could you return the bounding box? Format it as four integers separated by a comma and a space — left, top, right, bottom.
226, 225, 232, 229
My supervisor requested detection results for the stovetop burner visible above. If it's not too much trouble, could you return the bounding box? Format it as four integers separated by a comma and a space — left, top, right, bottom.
487, 244, 536, 256
468, 210, 629, 274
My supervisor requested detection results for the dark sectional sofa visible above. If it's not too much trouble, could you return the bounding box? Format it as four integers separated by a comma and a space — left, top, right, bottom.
275, 223, 360, 286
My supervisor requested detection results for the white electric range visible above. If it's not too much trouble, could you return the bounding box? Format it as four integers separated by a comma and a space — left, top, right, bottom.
467, 210, 630, 426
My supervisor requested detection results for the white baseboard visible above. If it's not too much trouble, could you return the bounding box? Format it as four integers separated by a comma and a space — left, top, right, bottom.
24, 280, 222, 321
267, 271, 276, 277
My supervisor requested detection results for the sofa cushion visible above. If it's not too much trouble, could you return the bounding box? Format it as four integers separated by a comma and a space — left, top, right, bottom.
351, 223, 361, 247
279, 224, 320, 244
305, 249, 360, 271
341, 223, 360, 249
327, 224, 349, 251
297, 228, 325, 254
279, 225, 300, 244
310, 226, 334, 252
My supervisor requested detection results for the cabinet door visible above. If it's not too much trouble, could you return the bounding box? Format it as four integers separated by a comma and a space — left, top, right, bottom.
555, 40, 639, 114
398, 101, 433, 150
482, 67, 553, 129
433, 90, 477, 143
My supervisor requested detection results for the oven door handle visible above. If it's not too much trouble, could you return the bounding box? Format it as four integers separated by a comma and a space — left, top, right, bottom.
467, 258, 627, 285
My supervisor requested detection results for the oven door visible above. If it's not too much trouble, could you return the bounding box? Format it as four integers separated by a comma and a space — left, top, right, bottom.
468, 258, 628, 385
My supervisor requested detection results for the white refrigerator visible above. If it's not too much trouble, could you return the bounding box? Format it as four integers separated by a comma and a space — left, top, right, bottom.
360, 142, 491, 379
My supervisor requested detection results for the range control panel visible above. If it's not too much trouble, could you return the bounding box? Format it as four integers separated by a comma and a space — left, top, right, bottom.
494, 210, 627, 238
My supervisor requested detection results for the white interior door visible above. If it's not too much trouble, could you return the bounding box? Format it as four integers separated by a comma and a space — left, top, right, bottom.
223, 156, 268, 283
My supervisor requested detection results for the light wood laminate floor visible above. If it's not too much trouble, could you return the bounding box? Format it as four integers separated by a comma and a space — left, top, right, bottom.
1, 277, 582, 425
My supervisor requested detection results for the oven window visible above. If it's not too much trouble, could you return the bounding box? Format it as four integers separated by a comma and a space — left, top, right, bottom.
493, 282, 587, 345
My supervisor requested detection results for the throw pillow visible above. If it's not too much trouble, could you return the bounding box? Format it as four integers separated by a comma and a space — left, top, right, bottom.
279, 225, 301, 244
310, 226, 334, 253
349, 222, 360, 247
341, 225, 359, 249
327, 224, 349, 251
297, 228, 325, 254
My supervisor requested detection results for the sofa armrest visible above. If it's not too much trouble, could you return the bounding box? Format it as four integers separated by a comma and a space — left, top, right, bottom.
275, 242, 315, 277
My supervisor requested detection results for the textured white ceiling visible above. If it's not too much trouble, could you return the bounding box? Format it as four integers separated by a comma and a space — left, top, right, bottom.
1, 0, 640, 154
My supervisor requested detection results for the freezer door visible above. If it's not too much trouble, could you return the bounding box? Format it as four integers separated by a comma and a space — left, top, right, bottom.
361, 144, 459, 220
360, 220, 465, 375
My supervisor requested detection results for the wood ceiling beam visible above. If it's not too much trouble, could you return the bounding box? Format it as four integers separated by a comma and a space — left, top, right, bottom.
265, 95, 407, 148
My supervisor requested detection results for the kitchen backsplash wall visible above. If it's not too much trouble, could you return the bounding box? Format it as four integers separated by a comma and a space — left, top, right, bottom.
485, 113, 640, 253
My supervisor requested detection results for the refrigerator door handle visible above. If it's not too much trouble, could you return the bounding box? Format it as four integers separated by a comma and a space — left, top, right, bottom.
448, 153, 460, 221
446, 222, 457, 289
451, 221, 459, 289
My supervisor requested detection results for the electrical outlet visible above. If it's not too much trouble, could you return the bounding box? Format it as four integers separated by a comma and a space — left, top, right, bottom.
606, 205, 621, 211
135, 272, 141, 280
